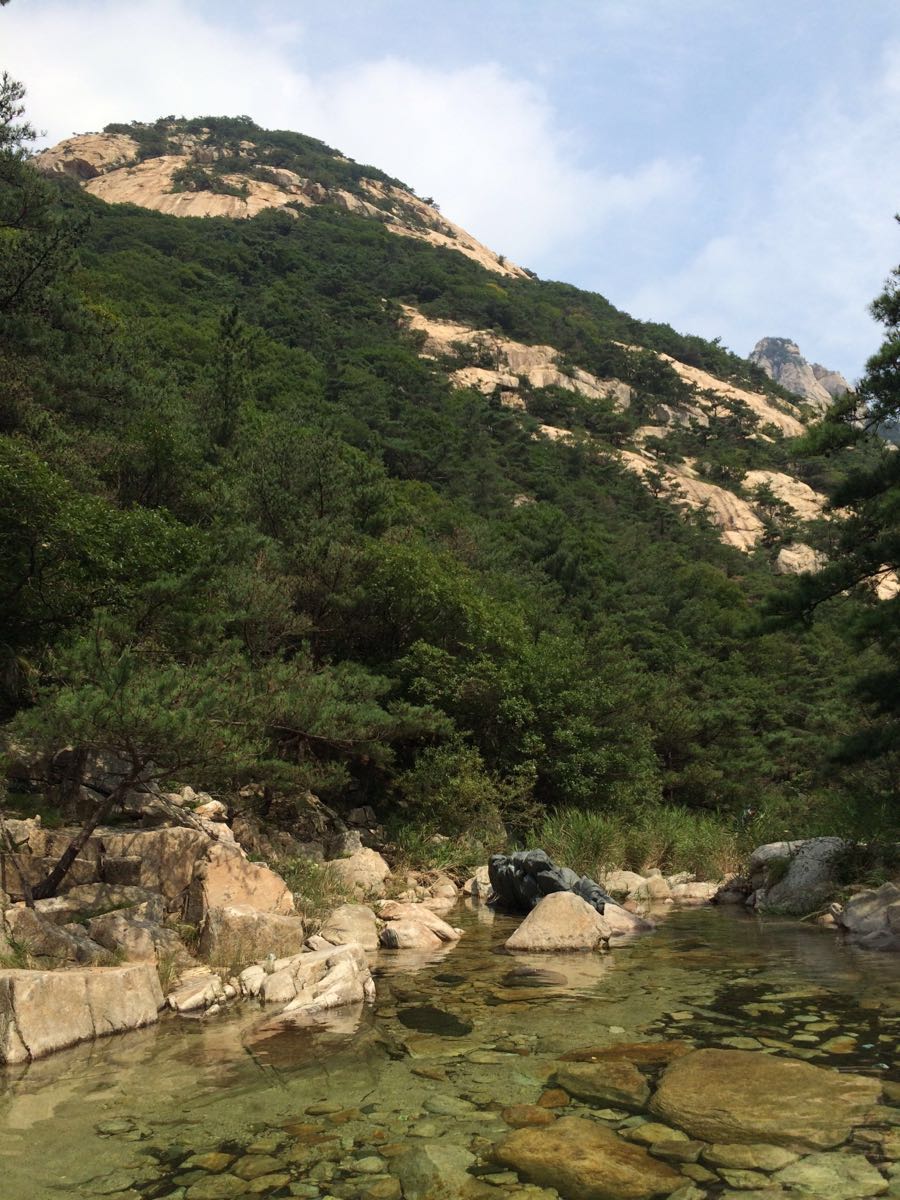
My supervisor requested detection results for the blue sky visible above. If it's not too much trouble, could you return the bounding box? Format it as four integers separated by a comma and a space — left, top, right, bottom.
6, 0, 900, 378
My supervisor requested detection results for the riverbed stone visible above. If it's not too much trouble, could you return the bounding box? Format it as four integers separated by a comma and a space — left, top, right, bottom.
553, 1059, 650, 1110
702, 1142, 799, 1170
501, 1105, 557, 1127
505, 892, 611, 952
559, 1041, 692, 1067
395, 1141, 478, 1200
184, 1176, 246, 1200
491, 1115, 681, 1199
774, 1150, 889, 1197
650, 1049, 883, 1149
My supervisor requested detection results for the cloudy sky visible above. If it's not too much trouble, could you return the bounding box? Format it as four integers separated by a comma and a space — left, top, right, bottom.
5, 0, 900, 379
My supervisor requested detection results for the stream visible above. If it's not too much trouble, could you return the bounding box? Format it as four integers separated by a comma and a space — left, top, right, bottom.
1, 903, 897, 1200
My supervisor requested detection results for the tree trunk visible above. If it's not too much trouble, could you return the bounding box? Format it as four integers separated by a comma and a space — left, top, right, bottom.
30, 777, 136, 901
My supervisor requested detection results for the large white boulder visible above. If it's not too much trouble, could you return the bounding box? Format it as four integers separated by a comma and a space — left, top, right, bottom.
505, 891, 611, 952
328, 848, 392, 898
0, 964, 164, 1063
376, 900, 462, 941
318, 903, 380, 951
750, 837, 850, 915
187, 842, 295, 922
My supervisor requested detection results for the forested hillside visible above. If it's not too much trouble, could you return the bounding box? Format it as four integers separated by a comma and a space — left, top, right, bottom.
2, 94, 896, 848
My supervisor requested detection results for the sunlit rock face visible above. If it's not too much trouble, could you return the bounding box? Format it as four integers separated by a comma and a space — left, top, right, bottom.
749, 337, 851, 414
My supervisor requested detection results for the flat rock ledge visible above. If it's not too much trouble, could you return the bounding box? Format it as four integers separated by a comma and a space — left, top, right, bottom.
0, 964, 164, 1063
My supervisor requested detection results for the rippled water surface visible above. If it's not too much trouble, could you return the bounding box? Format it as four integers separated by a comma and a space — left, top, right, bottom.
2, 904, 898, 1199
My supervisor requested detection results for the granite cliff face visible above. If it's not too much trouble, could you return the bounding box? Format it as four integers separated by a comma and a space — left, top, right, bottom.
34, 126, 525, 279
32, 121, 852, 580
749, 337, 851, 414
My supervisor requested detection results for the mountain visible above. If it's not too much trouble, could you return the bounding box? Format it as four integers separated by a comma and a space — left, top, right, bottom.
33, 121, 833, 575
4, 112, 892, 835
749, 336, 851, 414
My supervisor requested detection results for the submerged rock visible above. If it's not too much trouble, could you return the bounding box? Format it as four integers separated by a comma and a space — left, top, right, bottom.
553, 1059, 650, 1110
774, 1150, 888, 1197
650, 1049, 883, 1149
491, 1114, 681, 1200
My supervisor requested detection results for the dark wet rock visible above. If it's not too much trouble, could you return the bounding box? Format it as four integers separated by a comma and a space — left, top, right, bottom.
650, 1049, 883, 1149
397, 1005, 473, 1037
491, 1114, 681, 1199
501, 966, 568, 987
501, 1104, 558, 1127
488, 849, 616, 915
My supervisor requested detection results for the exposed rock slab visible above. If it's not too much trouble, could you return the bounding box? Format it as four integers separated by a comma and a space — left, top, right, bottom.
0, 964, 163, 1062
650, 1049, 882, 1149
100, 827, 210, 909
505, 892, 611, 952
188, 842, 295, 921
491, 1114, 681, 1200
198, 903, 304, 965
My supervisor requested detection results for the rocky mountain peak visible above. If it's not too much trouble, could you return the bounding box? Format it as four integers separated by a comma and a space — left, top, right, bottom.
749, 336, 851, 414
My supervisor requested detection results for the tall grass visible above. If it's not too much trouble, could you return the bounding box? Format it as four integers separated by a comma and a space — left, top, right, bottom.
534, 806, 747, 880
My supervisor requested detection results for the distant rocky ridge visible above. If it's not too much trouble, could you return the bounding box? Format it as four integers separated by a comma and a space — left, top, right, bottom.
34, 127, 525, 279
749, 337, 851, 414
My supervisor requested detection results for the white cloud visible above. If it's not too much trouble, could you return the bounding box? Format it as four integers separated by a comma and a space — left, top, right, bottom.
624, 49, 900, 378
3, 0, 693, 278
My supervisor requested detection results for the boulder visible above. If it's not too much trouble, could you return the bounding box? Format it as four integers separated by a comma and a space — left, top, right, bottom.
668, 881, 718, 904
100, 827, 210, 910
748, 837, 850, 915
328, 848, 392, 898
836, 882, 900, 951
505, 892, 611, 952
379, 920, 443, 950
187, 842, 294, 922
376, 901, 462, 941
252, 942, 375, 1029
601, 870, 647, 900
491, 1115, 681, 1200
167, 969, 225, 1012
4, 905, 106, 966
462, 864, 491, 900
194, 799, 228, 822
199, 904, 305, 966
88, 903, 185, 964
650, 1049, 883, 1150
318, 903, 380, 951
0, 964, 163, 1062
553, 1059, 650, 1110
33, 883, 160, 925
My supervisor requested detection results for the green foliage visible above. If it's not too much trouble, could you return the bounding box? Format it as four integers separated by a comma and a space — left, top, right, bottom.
0, 93, 888, 848
277, 857, 352, 931
535, 805, 747, 879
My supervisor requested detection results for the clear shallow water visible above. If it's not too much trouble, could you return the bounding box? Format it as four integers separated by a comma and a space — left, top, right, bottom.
1, 904, 897, 1199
